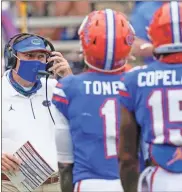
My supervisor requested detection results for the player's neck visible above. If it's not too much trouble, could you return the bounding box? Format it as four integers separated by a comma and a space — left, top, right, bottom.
12, 70, 35, 87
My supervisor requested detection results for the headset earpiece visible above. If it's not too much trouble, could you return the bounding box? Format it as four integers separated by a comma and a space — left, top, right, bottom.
4, 42, 17, 70
4, 33, 26, 70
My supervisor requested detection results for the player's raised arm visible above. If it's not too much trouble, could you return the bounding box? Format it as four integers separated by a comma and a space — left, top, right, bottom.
119, 105, 139, 192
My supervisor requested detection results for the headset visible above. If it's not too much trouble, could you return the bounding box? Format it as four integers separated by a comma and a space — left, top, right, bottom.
4, 33, 56, 124
4, 33, 55, 72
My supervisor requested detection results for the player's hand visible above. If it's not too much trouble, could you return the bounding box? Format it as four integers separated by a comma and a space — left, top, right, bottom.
47, 51, 73, 77
2, 153, 22, 172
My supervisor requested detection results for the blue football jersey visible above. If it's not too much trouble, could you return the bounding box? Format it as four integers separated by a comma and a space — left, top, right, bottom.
119, 61, 182, 173
52, 72, 124, 183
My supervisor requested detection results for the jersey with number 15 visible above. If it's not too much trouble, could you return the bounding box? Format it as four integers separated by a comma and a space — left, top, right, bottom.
52, 72, 124, 184
119, 61, 182, 173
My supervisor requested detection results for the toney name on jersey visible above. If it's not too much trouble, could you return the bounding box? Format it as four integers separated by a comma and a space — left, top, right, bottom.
83, 80, 125, 95
138, 70, 182, 87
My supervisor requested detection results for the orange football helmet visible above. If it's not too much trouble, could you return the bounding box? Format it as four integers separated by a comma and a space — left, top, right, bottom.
78, 9, 135, 72
148, 1, 182, 63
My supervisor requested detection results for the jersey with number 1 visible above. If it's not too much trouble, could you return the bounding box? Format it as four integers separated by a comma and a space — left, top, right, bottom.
119, 61, 182, 173
52, 72, 123, 184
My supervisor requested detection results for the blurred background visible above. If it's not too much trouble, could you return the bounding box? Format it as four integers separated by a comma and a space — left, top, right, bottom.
2, 0, 157, 74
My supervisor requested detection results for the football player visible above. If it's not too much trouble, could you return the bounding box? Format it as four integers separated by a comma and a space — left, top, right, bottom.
118, 2, 182, 192
52, 9, 135, 192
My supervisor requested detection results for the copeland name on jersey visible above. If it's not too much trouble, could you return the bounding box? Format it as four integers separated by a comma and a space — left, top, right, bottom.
138, 69, 182, 87
119, 61, 182, 173
84, 80, 124, 95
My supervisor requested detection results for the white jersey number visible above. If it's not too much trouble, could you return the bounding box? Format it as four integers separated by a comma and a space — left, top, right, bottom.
148, 89, 182, 145
100, 99, 118, 158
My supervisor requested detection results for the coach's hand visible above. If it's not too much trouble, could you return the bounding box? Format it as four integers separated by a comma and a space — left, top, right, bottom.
2, 153, 22, 172
47, 51, 72, 78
